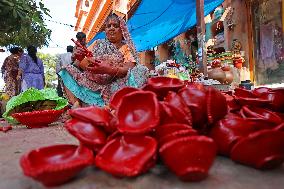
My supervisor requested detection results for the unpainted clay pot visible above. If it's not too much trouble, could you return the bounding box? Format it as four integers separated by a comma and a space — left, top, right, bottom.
208, 68, 226, 84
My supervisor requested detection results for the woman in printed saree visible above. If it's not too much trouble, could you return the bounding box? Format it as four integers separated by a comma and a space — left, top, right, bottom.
59, 13, 149, 107
1, 47, 23, 98
18, 45, 45, 91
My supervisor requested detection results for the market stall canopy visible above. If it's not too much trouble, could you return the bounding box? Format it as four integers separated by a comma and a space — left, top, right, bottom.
87, 0, 224, 52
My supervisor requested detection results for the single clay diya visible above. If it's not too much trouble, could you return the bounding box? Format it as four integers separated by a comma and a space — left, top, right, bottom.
185, 82, 207, 92
158, 129, 198, 147
95, 135, 157, 177
234, 88, 271, 108
116, 91, 160, 134
159, 102, 192, 126
0, 125, 12, 132
260, 89, 284, 112
252, 87, 271, 97
65, 118, 107, 151
109, 87, 140, 110
230, 130, 284, 169
69, 106, 115, 133
164, 91, 192, 117
223, 93, 241, 112
234, 96, 271, 108
178, 87, 208, 130
209, 116, 260, 156
159, 136, 217, 182
144, 77, 185, 99
12, 109, 65, 128
0, 119, 12, 132
155, 123, 193, 140
234, 88, 256, 98
240, 106, 282, 125
206, 86, 228, 125
20, 144, 94, 186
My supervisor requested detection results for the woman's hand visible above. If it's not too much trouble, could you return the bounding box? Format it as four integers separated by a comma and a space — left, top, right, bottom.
86, 58, 111, 74
72, 46, 86, 61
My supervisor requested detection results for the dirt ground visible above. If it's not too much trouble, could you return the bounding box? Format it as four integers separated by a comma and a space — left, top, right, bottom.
0, 123, 284, 189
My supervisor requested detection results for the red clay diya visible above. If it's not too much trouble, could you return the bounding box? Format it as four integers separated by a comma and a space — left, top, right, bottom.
206, 87, 228, 125
185, 82, 207, 92
20, 144, 94, 186
274, 123, 284, 131
230, 130, 284, 169
223, 93, 241, 112
209, 116, 259, 156
65, 118, 107, 151
240, 106, 282, 125
159, 102, 192, 126
159, 129, 198, 147
234, 88, 256, 98
145, 77, 185, 99
116, 91, 160, 134
179, 87, 207, 130
234, 96, 271, 108
252, 87, 271, 97
109, 87, 140, 110
68, 106, 115, 133
260, 89, 284, 112
155, 123, 193, 140
159, 136, 216, 182
95, 135, 157, 177
234, 88, 271, 107
0, 125, 12, 132
164, 91, 192, 117
12, 109, 65, 128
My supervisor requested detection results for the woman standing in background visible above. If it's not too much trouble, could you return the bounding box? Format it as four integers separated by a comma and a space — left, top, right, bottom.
1, 47, 23, 98
18, 45, 45, 91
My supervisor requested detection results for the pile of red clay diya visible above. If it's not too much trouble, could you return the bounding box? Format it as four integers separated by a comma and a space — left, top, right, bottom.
20, 77, 235, 186
211, 87, 284, 169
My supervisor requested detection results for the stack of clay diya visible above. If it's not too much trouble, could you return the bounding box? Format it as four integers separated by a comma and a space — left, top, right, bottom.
214, 87, 284, 169
19, 77, 284, 187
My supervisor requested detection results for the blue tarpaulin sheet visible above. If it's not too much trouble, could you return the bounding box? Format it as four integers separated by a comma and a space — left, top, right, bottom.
87, 0, 224, 52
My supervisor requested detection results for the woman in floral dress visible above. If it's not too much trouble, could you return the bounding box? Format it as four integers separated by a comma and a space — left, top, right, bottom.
1, 47, 23, 98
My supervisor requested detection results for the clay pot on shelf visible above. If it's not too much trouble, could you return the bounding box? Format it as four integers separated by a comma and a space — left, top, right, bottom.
223, 70, 234, 84
208, 68, 226, 84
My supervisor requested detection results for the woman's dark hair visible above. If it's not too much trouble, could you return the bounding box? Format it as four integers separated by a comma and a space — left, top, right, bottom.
9, 47, 20, 54
27, 45, 38, 64
76, 32, 86, 40
67, 45, 74, 53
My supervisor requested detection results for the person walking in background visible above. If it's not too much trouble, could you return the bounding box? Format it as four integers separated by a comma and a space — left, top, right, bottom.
18, 45, 45, 91
56, 45, 73, 96
1, 47, 23, 98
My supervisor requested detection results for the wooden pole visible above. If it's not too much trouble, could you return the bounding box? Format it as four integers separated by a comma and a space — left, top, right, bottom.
196, 0, 207, 76
246, 0, 255, 82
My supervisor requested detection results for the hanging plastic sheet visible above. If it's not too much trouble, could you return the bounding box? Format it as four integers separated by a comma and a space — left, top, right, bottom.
88, 0, 224, 52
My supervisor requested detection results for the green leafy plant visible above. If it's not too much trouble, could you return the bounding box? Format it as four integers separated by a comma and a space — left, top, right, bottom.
0, 0, 51, 48
38, 52, 57, 88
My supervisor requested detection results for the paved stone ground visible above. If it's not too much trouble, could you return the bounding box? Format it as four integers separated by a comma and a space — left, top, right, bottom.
0, 123, 284, 189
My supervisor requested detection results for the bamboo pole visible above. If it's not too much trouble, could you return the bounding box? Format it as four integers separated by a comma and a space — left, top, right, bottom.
196, 0, 207, 76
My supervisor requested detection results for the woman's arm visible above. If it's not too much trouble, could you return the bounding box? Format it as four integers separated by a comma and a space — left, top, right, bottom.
107, 61, 135, 78
85, 57, 135, 78
16, 69, 23, 80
